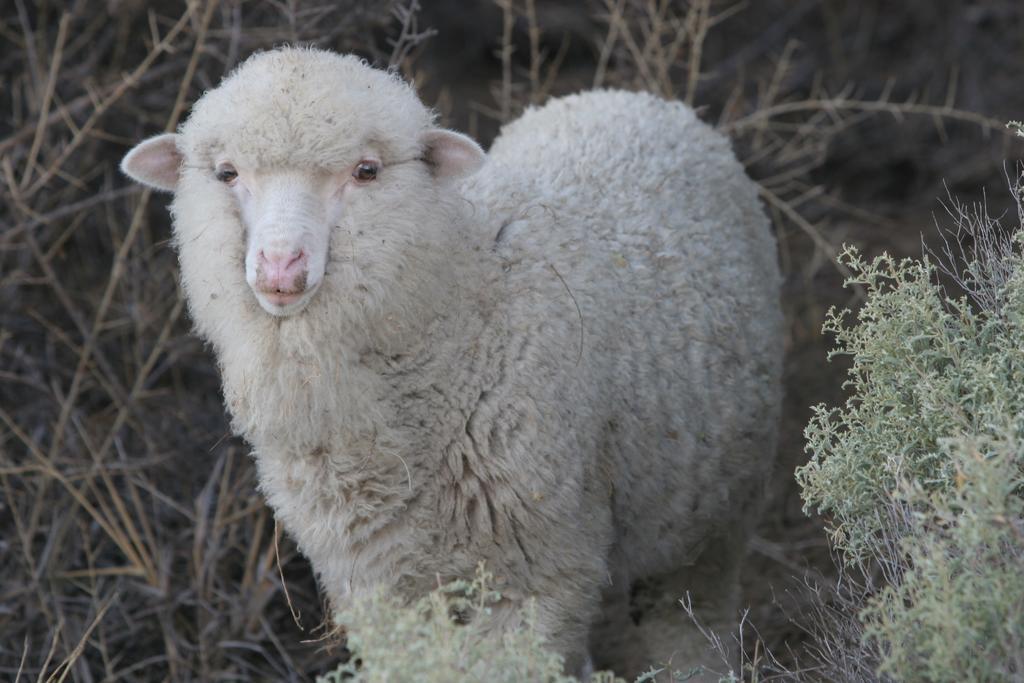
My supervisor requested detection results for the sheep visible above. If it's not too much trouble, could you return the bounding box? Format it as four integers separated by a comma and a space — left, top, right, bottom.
120, 47, 784, 678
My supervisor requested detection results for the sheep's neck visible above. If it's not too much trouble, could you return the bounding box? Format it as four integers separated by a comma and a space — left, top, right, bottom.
228, 246, 506, 594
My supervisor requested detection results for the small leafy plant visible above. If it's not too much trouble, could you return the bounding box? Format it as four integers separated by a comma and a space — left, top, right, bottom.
317, 564, 623, 683
798, 177, 1024, 681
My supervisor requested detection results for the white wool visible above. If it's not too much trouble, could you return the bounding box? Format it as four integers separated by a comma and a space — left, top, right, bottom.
136, 48, 784, 676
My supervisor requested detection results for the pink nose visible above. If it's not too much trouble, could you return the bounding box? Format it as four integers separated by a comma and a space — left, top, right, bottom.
256, 248, 308, 294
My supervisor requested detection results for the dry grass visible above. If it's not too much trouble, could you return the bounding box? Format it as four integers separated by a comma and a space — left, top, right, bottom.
2, 1, 1023, 680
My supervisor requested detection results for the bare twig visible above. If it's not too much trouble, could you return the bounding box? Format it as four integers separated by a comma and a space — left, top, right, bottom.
387, 0, 437, 70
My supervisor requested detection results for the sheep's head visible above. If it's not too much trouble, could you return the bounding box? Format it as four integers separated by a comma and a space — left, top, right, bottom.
120, 48, 485, 319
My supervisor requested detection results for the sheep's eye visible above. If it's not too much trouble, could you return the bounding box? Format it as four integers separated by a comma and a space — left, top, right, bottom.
215, 164, 238, 184
353, 161, 378, 182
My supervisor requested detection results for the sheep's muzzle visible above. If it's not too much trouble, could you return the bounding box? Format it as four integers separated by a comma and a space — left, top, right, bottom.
254, 248, 310, 307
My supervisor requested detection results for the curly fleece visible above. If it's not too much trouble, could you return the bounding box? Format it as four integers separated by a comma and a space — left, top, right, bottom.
162, 47, 784, 676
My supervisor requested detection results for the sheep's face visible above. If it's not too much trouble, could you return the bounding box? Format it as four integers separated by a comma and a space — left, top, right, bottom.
216, 164, 349, 317
119, 48, 486, 320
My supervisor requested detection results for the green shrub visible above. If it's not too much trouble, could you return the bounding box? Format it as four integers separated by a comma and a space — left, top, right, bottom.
798, 184, 1024, 680
316, 565, 623, 683
861, 435, 1024, 681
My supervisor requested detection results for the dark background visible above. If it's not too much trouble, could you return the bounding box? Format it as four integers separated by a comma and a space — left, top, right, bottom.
2, 1, 1023, 680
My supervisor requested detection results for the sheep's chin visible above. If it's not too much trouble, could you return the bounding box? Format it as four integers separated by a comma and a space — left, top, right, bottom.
253, 283, 320, 318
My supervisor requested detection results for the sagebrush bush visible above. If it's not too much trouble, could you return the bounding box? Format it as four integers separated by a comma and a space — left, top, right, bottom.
798, 181, 1024, 680
862, 434, 1024, 681
317, 565, 623, 683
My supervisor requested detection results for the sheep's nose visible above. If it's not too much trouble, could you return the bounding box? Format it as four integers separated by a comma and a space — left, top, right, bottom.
257, 248, 308, 294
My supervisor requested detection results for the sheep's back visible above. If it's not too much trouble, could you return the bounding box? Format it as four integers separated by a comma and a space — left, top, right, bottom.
463, 90, 784, 581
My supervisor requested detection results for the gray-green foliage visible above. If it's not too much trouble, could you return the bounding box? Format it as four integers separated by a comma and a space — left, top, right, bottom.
798, 190, 1024, 680
316, 564, 623, 683
861, 434, 1024, 681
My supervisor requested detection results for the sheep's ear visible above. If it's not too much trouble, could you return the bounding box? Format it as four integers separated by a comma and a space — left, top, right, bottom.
420, 129, 485, 180
120, 133, 183, 192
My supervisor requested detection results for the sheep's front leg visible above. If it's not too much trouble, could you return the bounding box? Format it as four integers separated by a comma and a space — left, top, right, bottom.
537, 590, 603, 677
475, 538, 609, 677
463, 583, 597, 677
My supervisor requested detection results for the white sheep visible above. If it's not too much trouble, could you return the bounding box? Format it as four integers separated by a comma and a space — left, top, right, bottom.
121, 47, 783, 678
